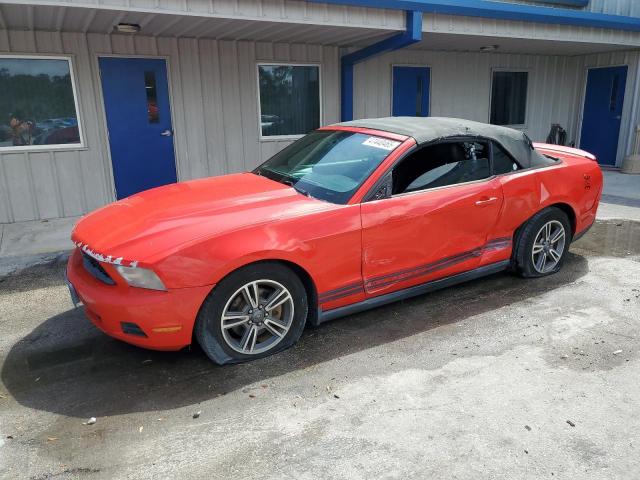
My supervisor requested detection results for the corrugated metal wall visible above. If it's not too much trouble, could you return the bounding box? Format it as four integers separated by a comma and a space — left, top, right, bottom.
0, 30, 341, 223
573, 50, 640, 165
422, 13, 640, 48
353, 48, 640, 164
1, 27, 638, 224
0, 30, 112, 224
354, 50, 581, 142
3, 0, 405, 31
505, 0, 640, 17
587, 0, 640, 16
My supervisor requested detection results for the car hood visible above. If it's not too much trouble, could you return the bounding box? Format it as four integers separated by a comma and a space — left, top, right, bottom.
72, 173, 330, 264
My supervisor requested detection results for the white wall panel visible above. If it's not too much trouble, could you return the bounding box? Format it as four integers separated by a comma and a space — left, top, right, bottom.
588, 0, 640, 17
503, 0, 640, 17
0, 29, 341, 223
4, 0, 404, 31
0, 31, 113, 223
354, 49, 582, 144
572, 50, 640, 165
1, 20, 638, 224
424, 13, 640, 48
353, 46, 639, 167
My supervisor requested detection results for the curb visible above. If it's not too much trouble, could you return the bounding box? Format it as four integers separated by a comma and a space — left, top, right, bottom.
0, 250, 72, 279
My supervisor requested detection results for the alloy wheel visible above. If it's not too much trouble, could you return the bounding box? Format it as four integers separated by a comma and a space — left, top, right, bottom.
220, 279, 294, 355
531, 220, 566, 274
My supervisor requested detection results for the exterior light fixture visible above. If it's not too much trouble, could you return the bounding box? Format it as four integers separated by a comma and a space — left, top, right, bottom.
115, 23, 141, 34
480, 45, 499, 52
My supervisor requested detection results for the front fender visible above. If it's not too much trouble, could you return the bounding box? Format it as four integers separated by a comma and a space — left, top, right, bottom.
153, 205, 362, 291
154, 228, 313, 288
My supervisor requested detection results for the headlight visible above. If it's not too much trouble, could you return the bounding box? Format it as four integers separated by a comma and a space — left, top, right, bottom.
115, 265, 166, 291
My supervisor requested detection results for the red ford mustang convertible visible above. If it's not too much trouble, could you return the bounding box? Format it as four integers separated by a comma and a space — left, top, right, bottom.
66, 117, 602, 364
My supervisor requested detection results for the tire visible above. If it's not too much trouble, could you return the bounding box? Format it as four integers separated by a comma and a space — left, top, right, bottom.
194, 262, 308, 365
513, 207, 572, 278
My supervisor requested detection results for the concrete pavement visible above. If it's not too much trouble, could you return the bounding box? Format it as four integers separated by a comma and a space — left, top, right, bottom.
601, 170, 640, 206
0, 217, 77, 277
0, 215, 639, 479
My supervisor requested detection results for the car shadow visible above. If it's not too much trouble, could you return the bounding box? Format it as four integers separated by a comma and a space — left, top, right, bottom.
1, 253, 588, 418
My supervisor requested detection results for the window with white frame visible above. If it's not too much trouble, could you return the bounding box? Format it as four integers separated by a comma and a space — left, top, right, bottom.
257, 64, 320, 138
0, 56, 82, 150
490, 70, 528, 127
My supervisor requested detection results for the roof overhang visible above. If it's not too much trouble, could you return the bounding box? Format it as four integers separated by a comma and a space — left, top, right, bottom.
0, 1, 639, 53
0, 2, 402, 46
310, 0, 640, 32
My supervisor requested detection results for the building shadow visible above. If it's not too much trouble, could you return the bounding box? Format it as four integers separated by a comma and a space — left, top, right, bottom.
1, 253, 588, 418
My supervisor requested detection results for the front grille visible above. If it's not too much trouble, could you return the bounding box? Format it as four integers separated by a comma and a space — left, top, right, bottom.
81, 251, 115, 285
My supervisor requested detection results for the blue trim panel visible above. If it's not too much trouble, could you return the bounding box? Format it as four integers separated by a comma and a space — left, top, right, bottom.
341, 61, 355, 122
341, 10, 422, 121
315, 0, 640, 32
341, 10, 421, 66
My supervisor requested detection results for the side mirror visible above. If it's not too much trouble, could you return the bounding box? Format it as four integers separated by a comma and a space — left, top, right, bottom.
371, 175, 392, 201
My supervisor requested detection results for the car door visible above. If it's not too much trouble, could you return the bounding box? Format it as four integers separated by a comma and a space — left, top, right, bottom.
360, 138, 504, 297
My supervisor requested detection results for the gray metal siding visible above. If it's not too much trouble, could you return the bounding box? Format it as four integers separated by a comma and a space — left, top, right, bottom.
354, 50, 580, 143
1, 28, 638, 224
587, 0, 640, 16
353, 48, 639, 166
0, 30, 341, 223
423, 13, 640, 48
7, 1, 640, 49
0, 30, 113, 223
573, 50, 640, 165
502, 0, 640, 17
3, 0, 405, 31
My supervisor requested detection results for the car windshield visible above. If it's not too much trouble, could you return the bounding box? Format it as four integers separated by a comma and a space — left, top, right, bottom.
254, 130, 402, 204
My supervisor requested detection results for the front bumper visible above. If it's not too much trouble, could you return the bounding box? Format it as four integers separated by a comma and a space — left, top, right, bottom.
66, 249, 213, 351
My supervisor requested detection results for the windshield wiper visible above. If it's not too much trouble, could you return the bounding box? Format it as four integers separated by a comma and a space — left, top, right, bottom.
283, 180, 310, 197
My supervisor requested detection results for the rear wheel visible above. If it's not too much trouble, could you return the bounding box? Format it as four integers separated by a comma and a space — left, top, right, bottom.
513, 207, 572, 278
195, 262, 308, 365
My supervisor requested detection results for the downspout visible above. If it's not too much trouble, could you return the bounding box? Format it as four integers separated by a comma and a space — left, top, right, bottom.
341, 11, 422, 122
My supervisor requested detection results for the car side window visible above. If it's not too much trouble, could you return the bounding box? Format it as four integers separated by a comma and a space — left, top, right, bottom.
392, 140, 490, 195
492, 142, 521, 175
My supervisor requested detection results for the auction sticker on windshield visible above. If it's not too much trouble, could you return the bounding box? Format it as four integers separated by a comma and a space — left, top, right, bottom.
362, 137, 400, 151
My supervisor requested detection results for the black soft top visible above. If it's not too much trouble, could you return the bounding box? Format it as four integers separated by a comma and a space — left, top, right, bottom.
334, 116, 553, 169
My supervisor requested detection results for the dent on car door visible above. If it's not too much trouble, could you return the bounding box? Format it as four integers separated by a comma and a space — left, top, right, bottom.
484, 142, 542, 265
360, 139, 505, 298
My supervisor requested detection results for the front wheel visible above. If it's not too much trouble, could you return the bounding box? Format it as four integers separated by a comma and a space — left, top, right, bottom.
513, 207, 572, 278
195, 262, 308, 365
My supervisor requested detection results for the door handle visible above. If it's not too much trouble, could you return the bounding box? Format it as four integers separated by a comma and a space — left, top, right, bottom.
475, 196, 498, 206
160, 130, 173, 137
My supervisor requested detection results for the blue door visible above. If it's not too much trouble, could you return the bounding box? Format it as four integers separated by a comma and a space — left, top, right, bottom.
99, 57, 177, 199
392, 66, 430, 117
580, 66, 627, 166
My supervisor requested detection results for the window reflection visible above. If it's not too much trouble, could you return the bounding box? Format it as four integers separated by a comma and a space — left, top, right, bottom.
258, 64, 320, 137
0, 57, 81, 148
490, 71, 528, 126
144, 71, 160, 124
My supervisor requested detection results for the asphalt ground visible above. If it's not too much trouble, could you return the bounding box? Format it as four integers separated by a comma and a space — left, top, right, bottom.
0, 218, 639, 479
